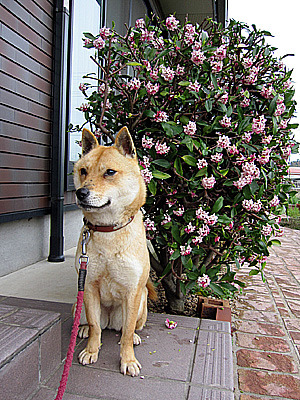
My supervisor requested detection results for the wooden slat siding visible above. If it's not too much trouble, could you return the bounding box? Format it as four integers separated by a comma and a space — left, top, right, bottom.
0, 72, 51, 107
1, 24, 52, 70
0, 197, 50, 214
0, 121, 51, 146
0, 137, 50, 159
1, 39, 52, 82
0, 169, 49, 184
1, 4, 53, 56
0, 184, 50, 199
2, 0, 53, 43
0, 0, 54, 216
1, 89, 52, 122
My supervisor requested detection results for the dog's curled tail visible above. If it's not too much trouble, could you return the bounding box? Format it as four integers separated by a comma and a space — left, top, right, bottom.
146, 278, 158, 301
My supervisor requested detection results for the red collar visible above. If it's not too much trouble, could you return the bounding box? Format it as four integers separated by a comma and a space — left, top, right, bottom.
83, 216, 134, 233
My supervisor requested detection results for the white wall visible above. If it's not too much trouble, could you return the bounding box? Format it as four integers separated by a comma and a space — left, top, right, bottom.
0, 209, 83, 277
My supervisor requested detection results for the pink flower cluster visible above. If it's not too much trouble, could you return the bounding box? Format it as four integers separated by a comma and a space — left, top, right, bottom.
242, 199, 262, 212
233, 161, 260, 189
142, 135, 154, 149
93, 37, 105, 49
144, 217, 156, 232
270, 195, 280, 207
154, 110, 168, 122
191, 49, 206, 65
196, 207, 218, 226
155, 141, 170, 155
99, 27, 111, 39
180, 245, 192, 256
252, 115, 266, 134
211, 153, 223, 163
184, 121, 197, 136
165, 15, 180, 31
219, 116, 231, 128
184, 24, 196, 45
188, 81, 201, 93
197, 274, 211, 288
140, 168, 153, 184
243, 66, 260, 85
160, 66, 175, 82
165, 318, 177, 329
217, 134, 231, 148
185, 222, 196, 234
127, 77, 141, 91
161, 213, 171, 225
197, 159, 208, 170
202, 176, 216, 189
145, 82, 160, 95
262, 224, 272, 237
214, 45, 227, 61
257, 148, 271, 165
261, 85, 274, 99
173, 206, 184, 216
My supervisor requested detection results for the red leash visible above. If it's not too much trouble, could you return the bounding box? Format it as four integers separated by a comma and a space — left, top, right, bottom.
54, 230, 90, 400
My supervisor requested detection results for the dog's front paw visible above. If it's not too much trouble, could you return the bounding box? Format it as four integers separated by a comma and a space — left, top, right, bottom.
133, 332, 141, 345
120, 357, 142, 377
78, 324, 89, 338
78, 348, 99, 365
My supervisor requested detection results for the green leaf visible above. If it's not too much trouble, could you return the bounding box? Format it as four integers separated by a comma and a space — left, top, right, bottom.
178, 81, 191, 86
174, 157, 183, 176
205, 99, 213, 112
209, 282, 225, 297
249, 269, 260, 276
83, 32, 96, 40
126, 61, 143, 66
180, 115, 190, 125
169, 250, 180, 260
218, 215, 232, 224
152, 159, 171, 168
195, 167, 207, 177
269, 239, 281, 246
171, 224, 182, 243
182, 155, 197, 166
210, 73, 218, 89
148, 179, 157, 195
152, 171, 171, 180
161, 122, 173, 137
211, 196, 224, 213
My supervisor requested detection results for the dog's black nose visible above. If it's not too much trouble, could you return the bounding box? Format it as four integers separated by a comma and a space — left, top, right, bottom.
76, 187, 90, 201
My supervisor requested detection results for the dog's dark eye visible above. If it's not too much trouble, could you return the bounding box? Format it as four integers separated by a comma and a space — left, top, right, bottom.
80, 168, 88, 176
104, 169, 117, 177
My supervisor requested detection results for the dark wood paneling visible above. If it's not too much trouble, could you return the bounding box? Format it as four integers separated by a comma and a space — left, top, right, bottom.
0, 183, 50, 199
0, 105, 51, 133
0, 39, 52, 82
0, 4, 53, 55
0, 121, 51, 146
1, 57, 52, 94
0, 137, 50, 158
1, 25, 52, 69
1, 0, 53, 42
0, 153, 50, 171
1, 89, 51, 121
0, 168, 50, 184
0, 72, 52, 108
0, 197, 50, 213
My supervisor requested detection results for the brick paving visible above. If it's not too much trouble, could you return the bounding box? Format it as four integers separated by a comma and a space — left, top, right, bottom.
232, 227, 300, 399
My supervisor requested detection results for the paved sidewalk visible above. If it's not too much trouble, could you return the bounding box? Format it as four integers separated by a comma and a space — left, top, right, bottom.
232, 227, 300, 399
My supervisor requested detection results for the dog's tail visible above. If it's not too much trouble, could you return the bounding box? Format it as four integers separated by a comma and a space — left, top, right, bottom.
146, 278, 158, 301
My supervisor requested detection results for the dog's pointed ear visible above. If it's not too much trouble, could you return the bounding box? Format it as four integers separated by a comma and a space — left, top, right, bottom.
114, 127, 136, 158
82, 128, 98, 156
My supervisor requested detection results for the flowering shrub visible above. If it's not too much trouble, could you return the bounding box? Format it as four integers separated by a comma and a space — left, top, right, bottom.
71, 16, 298, 311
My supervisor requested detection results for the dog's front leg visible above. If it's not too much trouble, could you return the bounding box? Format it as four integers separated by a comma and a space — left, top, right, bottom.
120, 288, 142, 376
78, 283, 101, 365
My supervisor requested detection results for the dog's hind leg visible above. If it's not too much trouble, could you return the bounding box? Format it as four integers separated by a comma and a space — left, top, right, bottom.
78, 284, 102, 365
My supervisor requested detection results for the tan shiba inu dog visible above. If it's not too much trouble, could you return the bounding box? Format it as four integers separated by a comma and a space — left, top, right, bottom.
73, 127, 155, 377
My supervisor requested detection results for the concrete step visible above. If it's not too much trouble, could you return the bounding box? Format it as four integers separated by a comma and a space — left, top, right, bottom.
0, 303, 61, 400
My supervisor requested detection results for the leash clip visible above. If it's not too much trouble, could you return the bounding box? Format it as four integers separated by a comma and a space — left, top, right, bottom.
79, 229, 90, 265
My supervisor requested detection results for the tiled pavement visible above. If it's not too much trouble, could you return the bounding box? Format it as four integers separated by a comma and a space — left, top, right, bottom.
232, 227, 300, 399
0, 227, 300, 399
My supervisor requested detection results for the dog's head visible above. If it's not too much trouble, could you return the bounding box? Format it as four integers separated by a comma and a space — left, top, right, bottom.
74, 127, 146, 225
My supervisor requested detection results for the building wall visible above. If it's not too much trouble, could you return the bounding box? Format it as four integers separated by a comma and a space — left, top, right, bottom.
0, 0, 54, 216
